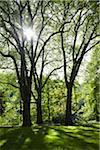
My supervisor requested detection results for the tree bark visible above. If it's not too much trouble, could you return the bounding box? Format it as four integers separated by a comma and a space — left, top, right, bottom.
22, 97, 32, 127
95, 100, 99, 122
65, 85, 73, 125
47, 94, 50, 123
36, 91, 43, 124
20, 84, 32, 127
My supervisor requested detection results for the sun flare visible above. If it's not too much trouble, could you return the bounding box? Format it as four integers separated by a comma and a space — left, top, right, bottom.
23, 26, 36, 41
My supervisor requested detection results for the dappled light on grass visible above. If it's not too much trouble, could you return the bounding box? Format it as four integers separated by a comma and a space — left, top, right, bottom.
45, 129, 60, 143
0, 125, 99, 150
0, 140, 7, 147
24, 137, 31, 144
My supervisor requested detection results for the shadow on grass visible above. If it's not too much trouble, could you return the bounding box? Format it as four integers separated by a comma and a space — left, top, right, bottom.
0, 125, 99, 150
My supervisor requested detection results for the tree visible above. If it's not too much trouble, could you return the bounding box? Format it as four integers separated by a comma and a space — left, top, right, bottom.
42, 78, 66, 124
83, 47, 100, 122
0, 72, 21, 125
0, 91, 5, 116
0, 0, 99, 126
90, 48, 100, 122
59, 0, 99, 125
0, 0, 40, 126
0, 0, 66, 126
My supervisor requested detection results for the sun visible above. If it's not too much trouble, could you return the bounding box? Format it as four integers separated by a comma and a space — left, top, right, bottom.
23, 26, 36, 41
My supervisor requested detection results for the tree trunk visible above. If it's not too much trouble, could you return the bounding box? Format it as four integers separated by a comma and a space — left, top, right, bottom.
95, 102, 99, 122
22, 95, 32, 127
36, 91, 43, 124
65, 85, 73, 125
20, 85, 32, 127
47, 96, 51, 123
47, 85, 51, 123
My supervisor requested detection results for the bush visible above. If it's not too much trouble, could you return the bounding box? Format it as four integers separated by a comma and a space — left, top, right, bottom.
52, 113, 65, 124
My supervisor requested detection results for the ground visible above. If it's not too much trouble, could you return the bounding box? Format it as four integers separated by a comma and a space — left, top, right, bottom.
0, 124, 99, 150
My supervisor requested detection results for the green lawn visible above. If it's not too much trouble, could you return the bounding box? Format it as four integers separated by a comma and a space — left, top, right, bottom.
0, 124, 99, 150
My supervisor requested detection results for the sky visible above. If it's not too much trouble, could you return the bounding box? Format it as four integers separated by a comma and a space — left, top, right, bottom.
77, 50, 92, 84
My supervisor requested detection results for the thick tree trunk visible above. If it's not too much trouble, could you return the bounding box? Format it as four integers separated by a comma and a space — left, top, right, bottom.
22, 97, 32, 127
36, 91, 43, 124
65, 85, 73, 125
21, 86, 32, 127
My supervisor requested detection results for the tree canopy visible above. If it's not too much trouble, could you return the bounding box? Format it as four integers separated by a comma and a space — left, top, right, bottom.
0, 0, 99, 126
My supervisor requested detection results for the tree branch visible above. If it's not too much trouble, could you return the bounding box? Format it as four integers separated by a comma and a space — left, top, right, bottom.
85, 41, 100, 54
0, 51, 20, 81
0, 80, 19, 89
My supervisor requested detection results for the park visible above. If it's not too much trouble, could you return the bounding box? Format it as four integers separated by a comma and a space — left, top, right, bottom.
0, 0, 99, 149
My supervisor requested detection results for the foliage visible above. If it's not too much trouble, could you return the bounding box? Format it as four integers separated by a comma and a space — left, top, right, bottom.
81, 47, 100, 122
42, 79, 66, 122
0, 0, 99, 126
0, 73, 20, 125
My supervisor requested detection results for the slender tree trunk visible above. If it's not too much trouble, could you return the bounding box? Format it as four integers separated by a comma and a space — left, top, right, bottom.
47, 96, 50, 123
47, 85, 51, 123
36, 91, 43, 124
94, 76, 100, 122
95, 101, 99, 122
65, 85, 73, 125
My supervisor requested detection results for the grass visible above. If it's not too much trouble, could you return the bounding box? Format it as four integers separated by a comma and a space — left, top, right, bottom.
0, 124, 99, 150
